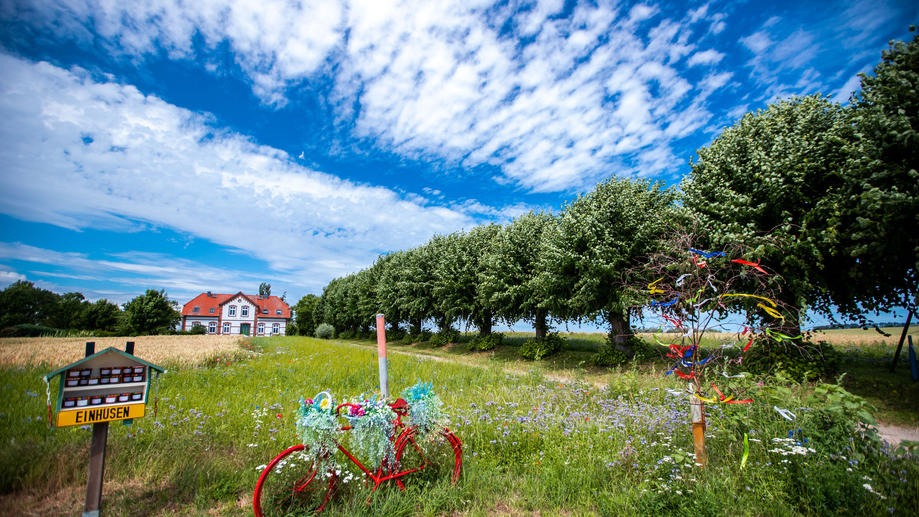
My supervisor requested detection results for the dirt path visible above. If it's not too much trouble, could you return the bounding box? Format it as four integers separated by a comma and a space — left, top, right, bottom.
877, 423, 919, 447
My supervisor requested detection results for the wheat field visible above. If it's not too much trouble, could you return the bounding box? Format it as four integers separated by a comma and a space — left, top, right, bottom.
0, 335, 247, 368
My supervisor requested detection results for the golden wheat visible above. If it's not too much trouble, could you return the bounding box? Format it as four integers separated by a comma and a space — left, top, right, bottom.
0, 335, 247, 368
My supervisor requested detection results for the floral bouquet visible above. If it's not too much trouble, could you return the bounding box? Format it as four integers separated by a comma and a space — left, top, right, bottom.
346, 395, 397, 467
296, 391, 341, 468
401, 381, 446, 442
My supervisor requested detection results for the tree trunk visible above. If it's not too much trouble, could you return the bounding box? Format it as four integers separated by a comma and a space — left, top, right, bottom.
533, 309, 548, 340
607, 310, 634, 358
476, 311, 493, 337
410, 318, 422, 336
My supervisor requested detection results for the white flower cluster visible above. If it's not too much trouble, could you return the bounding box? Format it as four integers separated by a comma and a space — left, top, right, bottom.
767, 437, 815, 456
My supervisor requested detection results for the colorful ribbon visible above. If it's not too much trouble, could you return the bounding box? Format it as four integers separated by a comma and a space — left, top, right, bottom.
651, 296, 679, 307
689, 248, 726, 258
732, 258, 767, 274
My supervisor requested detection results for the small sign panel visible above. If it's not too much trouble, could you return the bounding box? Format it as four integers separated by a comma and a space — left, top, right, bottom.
57, 403, 146, 427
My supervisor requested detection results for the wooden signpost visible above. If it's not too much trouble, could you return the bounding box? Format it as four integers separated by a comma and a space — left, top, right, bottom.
44, 342, 164, 517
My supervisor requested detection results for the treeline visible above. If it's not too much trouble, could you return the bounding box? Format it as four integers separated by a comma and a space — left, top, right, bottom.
0, 282, 182, 337
296, 30, 919, 354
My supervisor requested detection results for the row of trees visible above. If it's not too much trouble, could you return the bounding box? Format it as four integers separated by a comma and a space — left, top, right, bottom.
0, 281, 182, 336
299, 30, 918, 354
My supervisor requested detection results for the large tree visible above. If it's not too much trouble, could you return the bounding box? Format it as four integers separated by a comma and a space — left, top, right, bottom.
541, 177, 675, 355
819, 29, 919, 317
122, 289, 180, 335
432, 225, 501, 336
480, 211, 555, 338
681, 95, 850, 332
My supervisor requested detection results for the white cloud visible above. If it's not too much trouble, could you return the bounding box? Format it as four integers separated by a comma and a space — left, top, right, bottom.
688, 49, 725, 66
0, 269, 26, 286
0, 53, 490, 292
3, 0, 730, 193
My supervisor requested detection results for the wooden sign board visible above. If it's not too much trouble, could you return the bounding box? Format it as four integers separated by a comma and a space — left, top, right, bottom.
45, 346, 164, 428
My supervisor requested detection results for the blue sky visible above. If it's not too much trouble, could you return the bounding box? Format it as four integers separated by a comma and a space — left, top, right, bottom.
0, 0, 916, 325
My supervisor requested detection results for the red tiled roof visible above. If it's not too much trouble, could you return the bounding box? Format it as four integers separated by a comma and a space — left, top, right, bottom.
181, 292, 291, 318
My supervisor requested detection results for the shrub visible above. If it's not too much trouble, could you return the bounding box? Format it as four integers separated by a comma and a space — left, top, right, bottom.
0, 324, 60, 337
744, 339, 841, 381
338, 330, 354, 339
188, 325, 207, 335
399, 333, 413, 345
430, 328, 459, 347
520, 333, 565, 360
386, 329, 405, 342
314, 323, 335, 339
471, 333, 504, 351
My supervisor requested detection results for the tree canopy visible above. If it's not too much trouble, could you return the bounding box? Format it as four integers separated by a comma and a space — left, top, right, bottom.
123, 289, 180, 335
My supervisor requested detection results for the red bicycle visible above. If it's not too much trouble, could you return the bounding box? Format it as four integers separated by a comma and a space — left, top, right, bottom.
253, 397, 462, 515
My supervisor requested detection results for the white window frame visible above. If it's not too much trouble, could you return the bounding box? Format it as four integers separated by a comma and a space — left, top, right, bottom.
241, 305, 249, 317
208, 321, 217, 334
257, 322, 265, 335
272, 323, 280, 335
222, 322, 231, 334
228, 305, 237, 317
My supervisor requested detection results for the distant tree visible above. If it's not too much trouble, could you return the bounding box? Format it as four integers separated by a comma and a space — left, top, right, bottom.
76, 299, 121, 332
123, 289, 180, 335
259, 282, 272, 297
47, 292, 86, 329
432, 225, 501, 336
681, 95, 849, 334
480, 212, 555, 338
541, 177, 675, 357
292, 294, 320, 337
376, 251, 412, 332
0, 280, 60, 328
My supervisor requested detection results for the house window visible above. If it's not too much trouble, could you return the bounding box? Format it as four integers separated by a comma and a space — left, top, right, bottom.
208, 321, 216, 334
257, 322, 265, 335
241, 306, 249, 317
192, 321, 203, 329
262, 308, 268, 314
272, 323, 280, 335
209, 307, 215, 314
276, 309, 282, 315
223, 322, 231, 334
228, 305, 237, 317
192, 306, 200, 313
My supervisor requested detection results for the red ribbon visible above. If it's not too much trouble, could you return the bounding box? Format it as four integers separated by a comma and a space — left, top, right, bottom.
731, 259, 767, 274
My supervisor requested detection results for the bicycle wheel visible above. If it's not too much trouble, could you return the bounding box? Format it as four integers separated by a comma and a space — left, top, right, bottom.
393, 427, 462, 488
253, 444, 336, 516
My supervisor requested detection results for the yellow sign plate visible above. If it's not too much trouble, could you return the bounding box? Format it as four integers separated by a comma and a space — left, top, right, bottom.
57, 403, 145, 427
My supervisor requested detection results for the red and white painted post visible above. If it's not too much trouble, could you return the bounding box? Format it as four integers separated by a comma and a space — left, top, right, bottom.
376, 314, 388, 400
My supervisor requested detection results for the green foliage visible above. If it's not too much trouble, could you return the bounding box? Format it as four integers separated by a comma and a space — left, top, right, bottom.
744, 339, 841, 381
122, 289, 180, 335
258, 282, 271, 297
540, 177, 676, 352
681, 95, 849, 324
820, 27, 919, 316
0, 323, 60, 337
470, 332, 504, 351
519, 332, 565, 360
430, 328, 459, 347
291, 294, 320, 337
314, 322, 335, 339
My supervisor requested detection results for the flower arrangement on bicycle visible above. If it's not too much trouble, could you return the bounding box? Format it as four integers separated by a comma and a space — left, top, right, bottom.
295, 391, 340, 470
401, 381, 446, 442
344, 395, 398, 468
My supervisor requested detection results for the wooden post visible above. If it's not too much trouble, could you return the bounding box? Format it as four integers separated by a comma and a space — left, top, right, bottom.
891, 310, 913, 372
376, 314, 388, 400
82, 341, 107, 517
689, 383, 706, 467
83, 422, 109, 517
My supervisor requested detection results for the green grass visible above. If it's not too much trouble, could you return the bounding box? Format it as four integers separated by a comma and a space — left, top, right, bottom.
1, 335, 918, 515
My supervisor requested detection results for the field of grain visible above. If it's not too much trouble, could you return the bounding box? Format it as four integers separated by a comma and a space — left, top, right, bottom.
0, 335, 248, 368
809, 326, 919, 347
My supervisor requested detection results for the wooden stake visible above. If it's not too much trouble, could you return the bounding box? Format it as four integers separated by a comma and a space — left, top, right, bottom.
689, 386, 706, 467
83, 422, 108, 517
891, 310, 913, 373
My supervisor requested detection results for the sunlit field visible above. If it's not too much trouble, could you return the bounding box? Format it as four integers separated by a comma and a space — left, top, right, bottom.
1, 335, 917, 516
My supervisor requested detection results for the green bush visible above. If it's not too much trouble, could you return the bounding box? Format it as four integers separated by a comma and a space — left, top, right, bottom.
591, 335, 646, 366
0, 324, 60, 337
399, 333, 414, 345
520, 333, 565, 360
188, 325, 207, 335
744, 339, 841, 381
314, 323, 335, 339
386, 329, 405, 342
471, 332, 504, 351
430, 328, 459, 347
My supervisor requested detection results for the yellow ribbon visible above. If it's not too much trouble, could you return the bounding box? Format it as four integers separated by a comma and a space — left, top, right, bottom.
648, 277, 665, 294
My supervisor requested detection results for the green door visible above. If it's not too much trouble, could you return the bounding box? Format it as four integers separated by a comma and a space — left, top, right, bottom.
240, 323, 251, 336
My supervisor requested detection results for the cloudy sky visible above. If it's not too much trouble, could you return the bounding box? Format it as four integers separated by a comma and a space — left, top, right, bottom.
0, 0, 915, 310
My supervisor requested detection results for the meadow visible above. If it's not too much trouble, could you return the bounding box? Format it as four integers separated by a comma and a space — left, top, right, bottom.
0, 333, 917, 516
